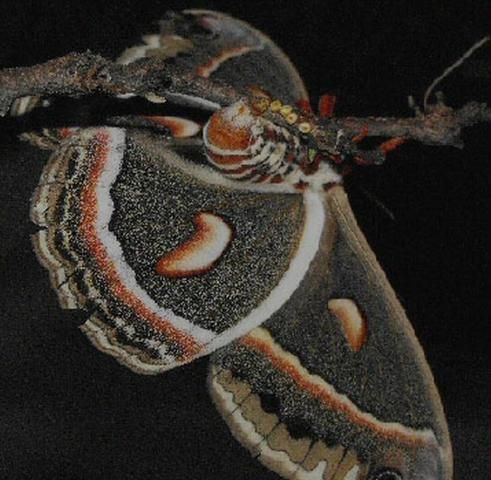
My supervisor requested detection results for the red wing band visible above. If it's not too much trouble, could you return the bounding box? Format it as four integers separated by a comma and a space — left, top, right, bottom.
241, 328, 437, 447
84, 134, 325, 367
79, 129, 215, 359
142, 116, 201, 138
33, 127, 325, 372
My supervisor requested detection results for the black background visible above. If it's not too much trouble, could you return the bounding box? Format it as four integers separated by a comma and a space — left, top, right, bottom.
0, 1, 489, 479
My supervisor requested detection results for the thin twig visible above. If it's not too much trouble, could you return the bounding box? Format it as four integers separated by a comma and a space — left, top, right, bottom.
423, 36, 490, 111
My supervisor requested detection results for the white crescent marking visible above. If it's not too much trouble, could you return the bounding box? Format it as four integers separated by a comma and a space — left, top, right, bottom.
144, 116, 201, 138
156, 212, 232, 277
328, 299, 367, 352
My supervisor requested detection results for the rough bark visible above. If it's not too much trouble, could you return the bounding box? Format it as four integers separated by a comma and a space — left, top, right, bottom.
0, 51, 489, 153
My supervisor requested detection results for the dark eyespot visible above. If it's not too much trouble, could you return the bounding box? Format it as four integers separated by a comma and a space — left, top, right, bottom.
259, 393, 280, 414
371, 469, 403, 480
285, 418, 311, 439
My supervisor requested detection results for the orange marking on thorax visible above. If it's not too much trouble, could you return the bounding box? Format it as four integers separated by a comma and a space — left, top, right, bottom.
79, 132, 203, 360
58, 127, 76, 139
206, 110, 252, 151
207, 152, 250, 166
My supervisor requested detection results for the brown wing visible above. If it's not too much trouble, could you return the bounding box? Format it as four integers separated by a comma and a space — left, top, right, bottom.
209, 186, 452, 480
30, 127, 326, 374
118, 9, 309, 107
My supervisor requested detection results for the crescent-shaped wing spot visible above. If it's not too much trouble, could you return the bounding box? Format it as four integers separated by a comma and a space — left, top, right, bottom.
328, 299, 368, 353
155, 212, 233, 277
143, 116, 201, 138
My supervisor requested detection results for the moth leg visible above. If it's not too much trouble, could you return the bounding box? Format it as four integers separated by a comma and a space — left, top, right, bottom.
17, 127, 80, 151
318, 94, 337, 118
352, 136, 406, 165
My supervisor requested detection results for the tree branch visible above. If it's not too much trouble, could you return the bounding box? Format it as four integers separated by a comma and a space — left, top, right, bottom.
324, 101, 491, 149
0, 51, 240, 116
0, 51, 489, 153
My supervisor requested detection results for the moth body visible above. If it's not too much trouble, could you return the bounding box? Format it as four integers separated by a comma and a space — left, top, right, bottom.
203, 99, 342, 190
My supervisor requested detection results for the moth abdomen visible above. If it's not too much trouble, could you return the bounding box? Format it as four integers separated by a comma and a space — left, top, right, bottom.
203, 99, 342, 190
